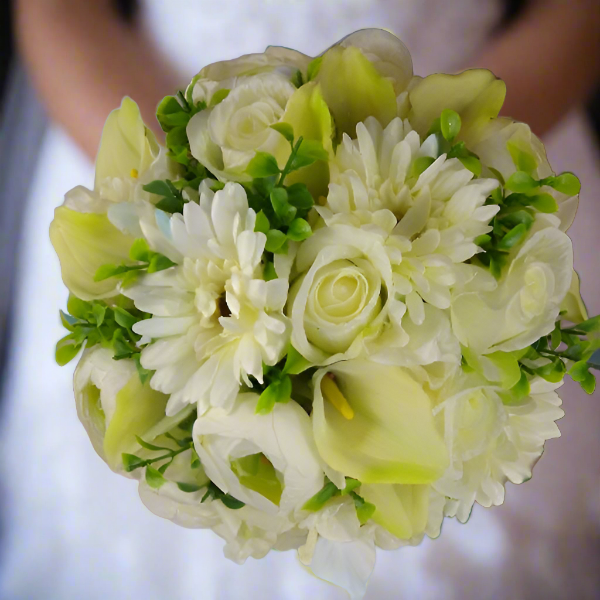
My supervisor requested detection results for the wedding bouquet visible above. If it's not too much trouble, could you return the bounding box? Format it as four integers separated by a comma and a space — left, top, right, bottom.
50, 29, 597, 599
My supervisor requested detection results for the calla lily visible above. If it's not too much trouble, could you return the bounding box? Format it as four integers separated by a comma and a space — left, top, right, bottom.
74, 346, 192, 471
315, 44, 397, 138
360, 483, 429, 540
312, 360, 448, 485
49, 205, 136, 300
409, 69, 506, 144
280, 82, 334, 197
95, 97, 161, 188
560, 269, 588, 325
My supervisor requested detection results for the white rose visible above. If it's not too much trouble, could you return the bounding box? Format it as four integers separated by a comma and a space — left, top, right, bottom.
451, 226, 573, 354
187, 72, 296, 182
193, 394, 324, 517
289, 225, 405, 364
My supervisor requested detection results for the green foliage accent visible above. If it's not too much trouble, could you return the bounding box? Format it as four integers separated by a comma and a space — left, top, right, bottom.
244, 132, 322, 256
209, 88, 230, 107
303, 478, 375, 523
143, 179, 186, 214
410, 156, 435, 179
176, 482, 203, 493
263, 261, 278, 281
94, 238, 176, 284
440, 109, 461, 142
291, 69, 304, 88
56, 296, 151, 376
507, 140, 537, 174
541, 172, 581, 196
282, 345, 313, 375
306, 56, 323, 81
145, 466, 167, 489
201, 481, 245, 509
255, 373, 292, 415
516, 315, 600, 395
505, 171, 538, 193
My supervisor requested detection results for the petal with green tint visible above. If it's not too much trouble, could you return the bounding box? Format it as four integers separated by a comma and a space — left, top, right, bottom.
315, 46, 397, 138
312, 360, 448, 485
409, 69, 506, 144
560, 269, 588, 325
50, 206, 136, 300
360, 483, 429, 540
95, 97, 159, 188
280, 82, 333, 197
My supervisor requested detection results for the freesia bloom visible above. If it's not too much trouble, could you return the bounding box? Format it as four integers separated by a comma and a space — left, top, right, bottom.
124, 182, 290, 416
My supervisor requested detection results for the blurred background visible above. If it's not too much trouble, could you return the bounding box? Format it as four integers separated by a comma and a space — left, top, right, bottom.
0, 1, 599, 599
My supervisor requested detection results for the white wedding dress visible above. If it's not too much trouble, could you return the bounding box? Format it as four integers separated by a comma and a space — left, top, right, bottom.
2, 2, 599, 599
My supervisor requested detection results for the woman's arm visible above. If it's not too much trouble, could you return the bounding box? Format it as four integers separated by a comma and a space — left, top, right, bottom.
473, 0, 600, 136
15, 0, 181, 158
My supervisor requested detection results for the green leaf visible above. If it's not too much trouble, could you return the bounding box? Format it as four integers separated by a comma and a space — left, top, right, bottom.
93, 263, 131, 282
426, 117, 441, 137
505, 171, 538, 193
548, 172, 581, 196
459, 156, 482, 177
497, 223, 528, 251
111, 329, 135, 360
92, 303, 106, 326
286, 182, 314, 210
191, 448, 201, 469
307, 56, 323, 81
255, 376, 292, 414
498, 209, 534, 228
270, 187, 297, 224
221, 494, 245, 509
254, 210, 270, 235
134, 353, 153, 385
286, 218, 312, 241
176, 482, 203, 493
113, 307, 138, 329
303, 481, 339, 511
156, 95, 188, 132
534, 358, 566, 383
263, 261, 278, 282
440, 109, 461, 142
155, 195, 185, 214
129, 238, 152, 262
504, 371, 530, 404
355, 499, 376, 525
569, 360, 596, 393
551, 324, 562, 350
341, 478, 362, 495
283, 345, 312, 375
290, 139, 328, 171
135, 435, 170, 452
246, 152, 280, 179
55, 334, 81, 366
507, 140, 537, 173
490, 186, 504, 204
145, 465, 167, 489
529, 193, 558, 213
122, 453, 146, 472
291, 69, 303, 88
474, 234, 491, 248
59, 310, 83, 331
147, 254, 177, 274
209, 88, 230, 107
270, 122, 295, 145
571, 315, 600, 333
67, 296, 92, 320
410, 156, 435, 179
488, 167, 506, 186
143, 179, 176, 198
265, 229, 287, 253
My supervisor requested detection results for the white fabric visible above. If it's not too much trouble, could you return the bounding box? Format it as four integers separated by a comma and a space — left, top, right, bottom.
2, 1, 600, 599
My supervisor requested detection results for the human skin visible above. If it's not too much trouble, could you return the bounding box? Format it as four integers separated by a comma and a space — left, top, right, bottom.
14, 0, 600, 158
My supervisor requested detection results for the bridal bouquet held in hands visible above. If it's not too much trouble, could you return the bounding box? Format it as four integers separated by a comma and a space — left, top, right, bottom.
50, 29, 596, 599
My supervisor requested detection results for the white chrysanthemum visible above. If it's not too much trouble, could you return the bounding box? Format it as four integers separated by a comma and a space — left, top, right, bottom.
123, 183, 290, 416
320, 116, 500, 324
433, 374, 564, 522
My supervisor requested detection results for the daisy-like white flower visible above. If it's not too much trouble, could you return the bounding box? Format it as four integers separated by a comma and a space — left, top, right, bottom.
320, 116, 500, 325
432, 374, 564, 522
124, 182, 290, 416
